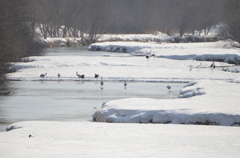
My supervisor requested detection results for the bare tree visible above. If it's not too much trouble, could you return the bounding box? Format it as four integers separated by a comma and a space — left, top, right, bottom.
86, 0, 108, 43
224, 0, 240, 43
0, 0, 43, 93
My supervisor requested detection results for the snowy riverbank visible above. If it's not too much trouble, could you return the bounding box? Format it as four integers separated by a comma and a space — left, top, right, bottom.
88, 41, 240, 64
93, 80, 240, 126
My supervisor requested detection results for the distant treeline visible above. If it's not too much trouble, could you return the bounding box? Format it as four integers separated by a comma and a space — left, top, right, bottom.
29, 0, 230, 42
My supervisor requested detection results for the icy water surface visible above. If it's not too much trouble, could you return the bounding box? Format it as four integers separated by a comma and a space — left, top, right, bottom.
0, 81, 185, 132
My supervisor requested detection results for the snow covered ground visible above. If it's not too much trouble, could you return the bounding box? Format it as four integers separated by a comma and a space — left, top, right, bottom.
98, 33, 173, 42
1, 121, 240, 158
88, 41, 240, 64
1, 41, 240, 157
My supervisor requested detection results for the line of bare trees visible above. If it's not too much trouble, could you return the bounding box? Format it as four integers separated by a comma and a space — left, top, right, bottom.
29, 0, 108, 44
29, 0, 227, 42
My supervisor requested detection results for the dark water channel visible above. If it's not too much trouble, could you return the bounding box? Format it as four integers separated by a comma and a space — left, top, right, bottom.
0, 81, 185, 132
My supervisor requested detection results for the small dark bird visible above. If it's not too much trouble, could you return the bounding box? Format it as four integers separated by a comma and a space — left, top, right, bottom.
146, 55, 149, 59
58, 73, 61, 78
29, 135, 32, 138
95, 73, 99, 79
124, 81, 127, 87
40, 73, 47, 78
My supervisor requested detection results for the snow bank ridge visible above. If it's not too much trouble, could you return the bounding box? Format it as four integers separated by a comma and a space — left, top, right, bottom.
93, 109, 240, 126
88, 42, 188, 53
92, 81, 240, 126
194, 54, 240, 65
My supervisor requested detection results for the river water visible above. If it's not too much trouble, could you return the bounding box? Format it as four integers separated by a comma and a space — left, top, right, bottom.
0, 47, 186, 132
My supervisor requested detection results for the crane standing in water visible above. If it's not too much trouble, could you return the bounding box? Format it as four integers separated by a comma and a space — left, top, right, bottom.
124, 80, 127, 89
76, 72, 84, 80
100, 77, 104, 89
40, 73, 47, 78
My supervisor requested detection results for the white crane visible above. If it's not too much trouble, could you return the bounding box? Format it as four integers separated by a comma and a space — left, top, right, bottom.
196, 63, 202, 71
76, 72, 84, 80
167, 85, 174, 98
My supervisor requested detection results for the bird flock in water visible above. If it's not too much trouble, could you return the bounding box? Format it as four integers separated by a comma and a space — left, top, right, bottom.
189, 60, 239, 73
39, 71, 171, 93
39, 60, 239, 90
39, 72, 127, 88
144, 53, 239, 73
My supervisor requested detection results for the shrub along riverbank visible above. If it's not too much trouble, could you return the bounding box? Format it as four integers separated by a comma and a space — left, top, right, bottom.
0, 0, 44, 95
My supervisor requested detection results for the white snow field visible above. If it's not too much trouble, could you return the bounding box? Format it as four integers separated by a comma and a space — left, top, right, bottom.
1, 121, 240, 158
1, 41, 240, 157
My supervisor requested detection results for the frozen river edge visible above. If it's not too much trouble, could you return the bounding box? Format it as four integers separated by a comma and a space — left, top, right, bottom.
1, 41, 240, 158
6, 42, 240, 126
